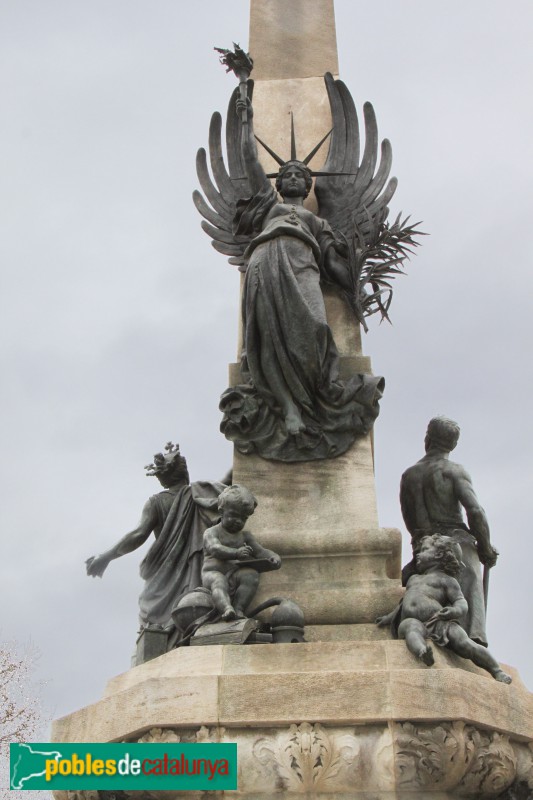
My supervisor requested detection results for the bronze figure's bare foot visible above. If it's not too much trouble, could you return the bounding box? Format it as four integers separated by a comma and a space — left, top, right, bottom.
419, 645, 434, 666
285, 411, 305, 436
493, 669, 512, 684
221, 607, 236, 621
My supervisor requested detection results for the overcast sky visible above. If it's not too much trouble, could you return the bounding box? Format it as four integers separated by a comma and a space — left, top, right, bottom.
1, 0, 532, 736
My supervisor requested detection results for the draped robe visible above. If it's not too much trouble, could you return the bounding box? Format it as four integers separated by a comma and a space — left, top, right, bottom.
138, 481, 225, 630
219, 189, 384, 462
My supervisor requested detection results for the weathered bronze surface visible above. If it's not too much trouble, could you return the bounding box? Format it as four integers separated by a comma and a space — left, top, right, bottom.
400, 417, 498, 646
377, 533, 510, 683
194, 71, 423, 461
201, 484, 281, 620
86, 443, 226, 648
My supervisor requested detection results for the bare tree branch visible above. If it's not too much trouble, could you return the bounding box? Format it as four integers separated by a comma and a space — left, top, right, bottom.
0, 642, 50, 800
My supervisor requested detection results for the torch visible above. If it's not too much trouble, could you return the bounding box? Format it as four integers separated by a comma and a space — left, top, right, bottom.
214, 43, 254, 124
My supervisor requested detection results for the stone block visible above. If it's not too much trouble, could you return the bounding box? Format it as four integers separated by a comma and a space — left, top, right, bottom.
222, 640, 388, 675
103, 645, 225, 697
52, 640, 533, 746
52, 675, 220, 743
304, 622, 391, 642
249, 0, 338, 80
254, 570, 404, 625
246, 526, 401, 626
233, 444, 381, 548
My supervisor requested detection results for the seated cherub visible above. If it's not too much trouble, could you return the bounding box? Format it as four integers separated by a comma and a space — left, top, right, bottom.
202, 484, 281, 621
376, 534, 511, 683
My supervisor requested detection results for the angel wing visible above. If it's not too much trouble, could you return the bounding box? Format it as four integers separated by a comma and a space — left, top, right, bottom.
315, 72, 397, 244
316, 73, 424, 327
193, 81, 255, 271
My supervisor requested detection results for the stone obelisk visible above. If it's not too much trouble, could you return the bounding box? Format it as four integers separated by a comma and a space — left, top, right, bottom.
233, 0, 403, 637
52, 3, 533, 797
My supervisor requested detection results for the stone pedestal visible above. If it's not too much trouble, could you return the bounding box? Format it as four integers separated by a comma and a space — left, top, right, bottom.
52, 641, 533, 798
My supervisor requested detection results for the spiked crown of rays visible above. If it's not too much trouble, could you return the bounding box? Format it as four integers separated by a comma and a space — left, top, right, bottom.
254, 113, 355, 179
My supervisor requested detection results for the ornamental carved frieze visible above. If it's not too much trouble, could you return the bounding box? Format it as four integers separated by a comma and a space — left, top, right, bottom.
457, 727, 517, 796
395, 720, 473, 791
57, 722, 533, 799
394, 720, 529, 796
252, 722, 360, 793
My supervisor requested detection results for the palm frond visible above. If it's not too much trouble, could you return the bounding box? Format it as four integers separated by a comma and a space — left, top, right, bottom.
340, 212, 426, 328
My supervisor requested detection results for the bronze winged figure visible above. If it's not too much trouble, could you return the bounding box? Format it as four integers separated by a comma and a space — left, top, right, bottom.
194, 72, 421, 462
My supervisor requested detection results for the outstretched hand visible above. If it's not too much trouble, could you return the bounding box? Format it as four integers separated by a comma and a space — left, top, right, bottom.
86, 554, 110, 578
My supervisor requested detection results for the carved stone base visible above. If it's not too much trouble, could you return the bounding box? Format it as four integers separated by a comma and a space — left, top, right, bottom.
52, 640, 533, 798
54, 722, 533, 799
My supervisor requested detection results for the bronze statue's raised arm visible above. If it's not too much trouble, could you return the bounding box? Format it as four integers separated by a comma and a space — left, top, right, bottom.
236, 97, 269, 195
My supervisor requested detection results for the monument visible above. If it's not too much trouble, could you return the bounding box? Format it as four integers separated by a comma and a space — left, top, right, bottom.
51, 2, 533, 798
